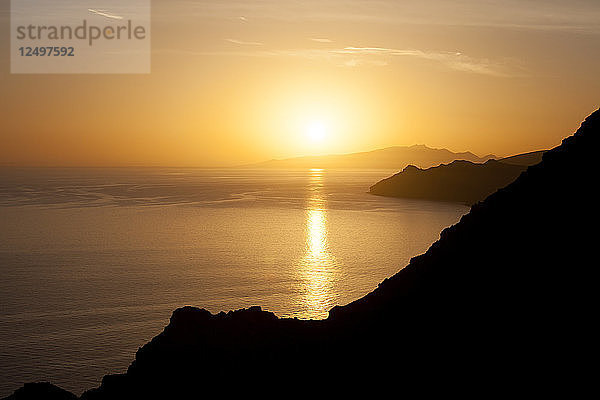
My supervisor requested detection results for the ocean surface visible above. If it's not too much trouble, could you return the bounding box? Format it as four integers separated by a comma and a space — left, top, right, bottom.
0, 168, 468, 396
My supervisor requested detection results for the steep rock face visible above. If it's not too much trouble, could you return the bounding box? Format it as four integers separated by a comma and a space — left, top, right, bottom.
5, 109, 599, 399
330, 109, 598, 378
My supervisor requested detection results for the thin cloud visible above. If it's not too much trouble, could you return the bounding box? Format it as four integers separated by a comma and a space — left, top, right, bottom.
311, 38, 333, 43
156, 44, 519, 77
88, 9, 123, 20
334, 47, 514, 77
225, 38, 264, 46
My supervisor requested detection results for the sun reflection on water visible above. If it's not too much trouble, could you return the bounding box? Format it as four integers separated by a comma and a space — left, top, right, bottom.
298, 169, 337, 320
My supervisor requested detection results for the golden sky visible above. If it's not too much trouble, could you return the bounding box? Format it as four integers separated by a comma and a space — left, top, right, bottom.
1, 0, 599, 166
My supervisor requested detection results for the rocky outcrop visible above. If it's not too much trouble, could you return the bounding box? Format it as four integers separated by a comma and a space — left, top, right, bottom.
5, 109, 598, 399
369, 150, 547, 204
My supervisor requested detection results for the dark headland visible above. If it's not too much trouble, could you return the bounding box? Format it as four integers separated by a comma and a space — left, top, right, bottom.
369, 150, 546, 205
5, 109, 598, 399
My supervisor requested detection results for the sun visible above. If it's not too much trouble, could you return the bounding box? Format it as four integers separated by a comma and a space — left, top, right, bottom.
306, 121, 327, 143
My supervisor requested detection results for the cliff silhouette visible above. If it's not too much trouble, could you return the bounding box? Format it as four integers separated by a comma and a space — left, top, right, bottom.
4, 110, 598, 399
499, 149, 546, 166
245, 144, 495, 169
369, 150, 546, 204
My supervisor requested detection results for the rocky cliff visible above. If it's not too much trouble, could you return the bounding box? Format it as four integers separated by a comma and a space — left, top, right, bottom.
5, 109, 598, 399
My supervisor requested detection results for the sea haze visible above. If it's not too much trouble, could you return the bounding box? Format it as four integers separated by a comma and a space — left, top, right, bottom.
0, 168, 468, 395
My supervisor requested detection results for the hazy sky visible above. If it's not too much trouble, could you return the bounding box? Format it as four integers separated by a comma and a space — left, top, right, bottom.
1, 0, 599, 166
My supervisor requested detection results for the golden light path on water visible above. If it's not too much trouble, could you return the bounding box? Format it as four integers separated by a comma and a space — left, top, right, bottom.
298, 169, 338, 319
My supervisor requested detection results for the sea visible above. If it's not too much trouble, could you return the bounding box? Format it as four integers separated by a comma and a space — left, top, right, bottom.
0, 167, 468, 396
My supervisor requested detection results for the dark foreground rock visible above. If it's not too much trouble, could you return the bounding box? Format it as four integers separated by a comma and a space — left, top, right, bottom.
369, 150, 546, 204
5, 109, 599, 398
3, 383, 77, 400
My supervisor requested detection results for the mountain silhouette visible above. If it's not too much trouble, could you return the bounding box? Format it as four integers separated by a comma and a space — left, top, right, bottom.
4, 109, 598, 399
245, 144, 496, 169
370, 150, 546, 204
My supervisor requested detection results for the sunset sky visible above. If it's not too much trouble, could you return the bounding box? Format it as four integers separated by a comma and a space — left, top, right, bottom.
0, 0, 599, 166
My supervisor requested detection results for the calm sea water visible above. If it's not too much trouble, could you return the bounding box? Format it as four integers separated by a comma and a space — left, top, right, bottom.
0, 168, 468, 395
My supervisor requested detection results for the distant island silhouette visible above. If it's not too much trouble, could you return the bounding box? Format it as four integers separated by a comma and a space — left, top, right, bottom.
370, 150, 546, 204
244, 144, 496, 170
4, 109, 598, 399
